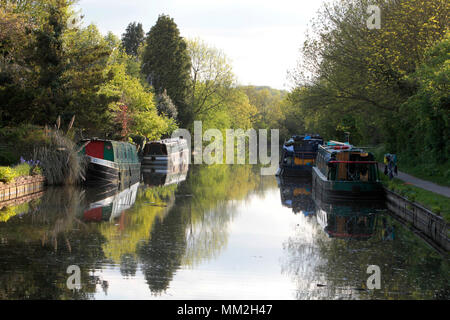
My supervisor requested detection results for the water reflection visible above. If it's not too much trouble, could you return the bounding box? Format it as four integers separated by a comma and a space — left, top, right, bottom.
0, 165, 448, 300
280, 183, 449, 300
277, 176, 315, 216
314, 199, 382, 241
81, 183, 139, 223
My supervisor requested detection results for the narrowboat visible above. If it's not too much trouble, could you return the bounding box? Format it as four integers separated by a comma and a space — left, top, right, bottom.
276, 134, 324, 176
277, 176, 315, 216
142, 137, 189, 171
79, 139, 141, 186
312, 141, 384, 201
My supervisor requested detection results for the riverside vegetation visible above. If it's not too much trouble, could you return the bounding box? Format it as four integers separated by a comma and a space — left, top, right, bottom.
0, 1, 448, 197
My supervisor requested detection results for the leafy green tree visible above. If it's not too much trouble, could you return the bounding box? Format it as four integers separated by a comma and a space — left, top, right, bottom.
142, 15, 191, 126
187, 38, 235, 121
121, 22, 145, 57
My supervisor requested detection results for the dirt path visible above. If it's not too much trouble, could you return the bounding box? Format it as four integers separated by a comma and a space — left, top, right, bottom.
378, 163, 450, 198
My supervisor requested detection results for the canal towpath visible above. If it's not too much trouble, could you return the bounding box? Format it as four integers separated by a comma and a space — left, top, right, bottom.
378, 163, 450, 198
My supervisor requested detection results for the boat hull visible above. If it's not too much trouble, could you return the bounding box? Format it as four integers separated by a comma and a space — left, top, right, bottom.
312, 166, 384, 202
85, 157, 140, 187
277, 165, 313, 177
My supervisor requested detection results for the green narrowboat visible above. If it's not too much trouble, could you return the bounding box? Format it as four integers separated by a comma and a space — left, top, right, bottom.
312, 141, 384, 201
79, 139, 141, 186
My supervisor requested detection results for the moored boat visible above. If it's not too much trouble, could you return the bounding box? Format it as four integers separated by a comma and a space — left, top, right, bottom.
79, 139, 141, 186
312, 141, 384, 201
142, 137, 189, 171
276, 134, 324, 176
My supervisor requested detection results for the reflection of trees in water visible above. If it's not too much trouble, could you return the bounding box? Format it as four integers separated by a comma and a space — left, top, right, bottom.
0, 187, 107, 299
137, 204, 187, 295
280, 214, 336, 300
314, 214, 450, 299
136, 165, 277, 294
281, 202, 450, 300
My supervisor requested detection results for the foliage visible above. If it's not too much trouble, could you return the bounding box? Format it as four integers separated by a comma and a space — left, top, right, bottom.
142, 14, 191, 126
99, 49, 177, 140
156, 90, 178, 120
0, 166, 18, 183
285, 0, 449, 163
121, 22, 145, 57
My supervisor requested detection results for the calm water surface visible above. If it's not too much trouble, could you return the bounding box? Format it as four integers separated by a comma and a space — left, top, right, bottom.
0, 165, 448, 299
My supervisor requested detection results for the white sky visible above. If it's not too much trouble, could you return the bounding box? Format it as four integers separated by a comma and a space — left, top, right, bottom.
76, 0, 326, 90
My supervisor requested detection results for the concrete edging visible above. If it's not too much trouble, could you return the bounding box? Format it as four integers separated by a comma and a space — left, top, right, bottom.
384, 187, 449, 252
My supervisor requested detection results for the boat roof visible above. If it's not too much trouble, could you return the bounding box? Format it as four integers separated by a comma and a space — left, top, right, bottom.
147, 137, 187, 146
319, 141, 369, 154
80, 138, 137, 146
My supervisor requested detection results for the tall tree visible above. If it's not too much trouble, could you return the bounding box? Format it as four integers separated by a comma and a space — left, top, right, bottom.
121, 22, 145, 57
142, 15, 191, 127
187, 38, 235, 120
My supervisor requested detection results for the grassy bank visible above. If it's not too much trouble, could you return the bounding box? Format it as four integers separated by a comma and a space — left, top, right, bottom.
380, 174, 450, 223
373, 144, 450, 187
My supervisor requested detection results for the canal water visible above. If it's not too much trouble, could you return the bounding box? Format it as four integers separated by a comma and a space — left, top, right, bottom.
0, 165, 448, 300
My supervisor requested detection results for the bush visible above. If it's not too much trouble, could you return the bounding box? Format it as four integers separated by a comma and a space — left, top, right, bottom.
32, 130, 86, 185
0, 166, 19, 183
13, 163, 31, 177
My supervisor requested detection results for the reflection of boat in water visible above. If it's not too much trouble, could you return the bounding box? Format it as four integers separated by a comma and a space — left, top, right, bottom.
313, 192, 384, 240
277, 134, 324, 177
142, 168, 188, 187
82, 182, 139, 222
277, 176, 315, 216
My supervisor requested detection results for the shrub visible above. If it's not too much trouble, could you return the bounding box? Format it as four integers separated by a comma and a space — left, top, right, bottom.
32, 130, 86, 185
0, 166, 19, 183
13, 163, 31, 177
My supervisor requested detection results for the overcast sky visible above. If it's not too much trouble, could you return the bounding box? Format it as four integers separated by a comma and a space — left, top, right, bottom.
76, 0, 326, 90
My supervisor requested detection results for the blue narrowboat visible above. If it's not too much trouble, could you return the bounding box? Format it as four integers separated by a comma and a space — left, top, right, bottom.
276, 134, 324, 176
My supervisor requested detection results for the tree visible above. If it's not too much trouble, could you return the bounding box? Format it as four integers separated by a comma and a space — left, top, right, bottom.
187, 38, 235, 121
156, 90, 178, 120
142, 15, 191, 126
121, 22, 145, 57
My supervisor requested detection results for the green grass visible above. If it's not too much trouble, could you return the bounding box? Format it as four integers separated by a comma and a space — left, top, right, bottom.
372, 144, 450, 187
396, 162, 450, 187
380, 174, 450, 223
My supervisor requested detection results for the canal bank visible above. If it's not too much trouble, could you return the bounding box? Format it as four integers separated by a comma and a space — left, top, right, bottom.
385, 188, 449, 253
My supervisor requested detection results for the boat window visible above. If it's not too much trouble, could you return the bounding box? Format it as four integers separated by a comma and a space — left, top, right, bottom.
146, 143, 168, 155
